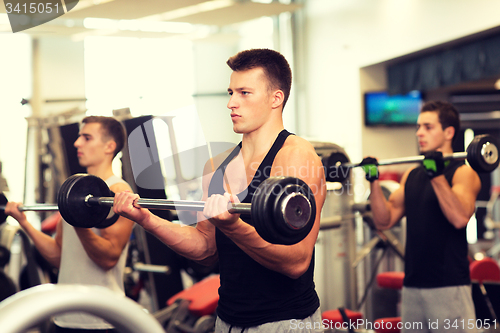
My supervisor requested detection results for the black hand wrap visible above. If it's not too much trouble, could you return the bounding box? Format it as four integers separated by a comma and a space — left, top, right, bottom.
422, 151, 445, 178
360, 157, 379, 182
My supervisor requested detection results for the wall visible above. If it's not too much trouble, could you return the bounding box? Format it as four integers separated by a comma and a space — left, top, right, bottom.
302, 0, 500, 166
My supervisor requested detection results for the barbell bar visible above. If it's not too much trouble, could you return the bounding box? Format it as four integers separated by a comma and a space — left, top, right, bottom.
0, 193, 59, 225
325, 134, 499, 183
0, 203, 59, 212
0, 192, 119, 228
57, 174, 316, 245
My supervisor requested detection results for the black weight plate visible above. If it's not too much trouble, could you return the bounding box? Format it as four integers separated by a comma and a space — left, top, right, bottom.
260, 177, 285, 243
275, 185, 312, 230
323, 152, 350, 183
58, 174, 111, 228
94, 190, 119, 229
57, 174, 81, 227
253, 177, 316, 245
467, 134, 500, 173
0, 192, 8, 225
272, 177, 315, 245
252, 177, 282, 244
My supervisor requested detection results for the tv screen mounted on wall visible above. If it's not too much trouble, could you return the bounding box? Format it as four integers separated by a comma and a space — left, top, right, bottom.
364, 90, 423, 126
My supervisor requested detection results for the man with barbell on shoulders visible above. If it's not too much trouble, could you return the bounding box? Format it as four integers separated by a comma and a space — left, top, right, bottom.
361, 101, 481, 333
5, 116, 135, 333
113, 49, 327, 333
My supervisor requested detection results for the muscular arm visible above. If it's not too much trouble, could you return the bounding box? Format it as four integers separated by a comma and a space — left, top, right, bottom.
369, 169, 410, 230
430, 165, 481, 229
113, 164, 219, 264
74, 182, 135, 270
205, 138, 326, 279
4, 205, 62, 268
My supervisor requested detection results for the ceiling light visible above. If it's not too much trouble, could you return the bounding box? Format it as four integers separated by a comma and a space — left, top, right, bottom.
83, 18, 118, 30
83, 17, 195, 34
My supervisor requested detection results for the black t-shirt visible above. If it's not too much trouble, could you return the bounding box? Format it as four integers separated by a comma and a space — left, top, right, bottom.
404, 160, 471, 288
208, 129, 319, 327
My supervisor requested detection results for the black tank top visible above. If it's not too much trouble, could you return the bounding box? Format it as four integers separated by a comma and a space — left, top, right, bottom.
208, 129, 319, 327
404, 160, 471, 288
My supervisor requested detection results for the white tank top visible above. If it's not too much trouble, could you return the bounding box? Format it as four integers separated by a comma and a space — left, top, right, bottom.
54, 175, 130, 329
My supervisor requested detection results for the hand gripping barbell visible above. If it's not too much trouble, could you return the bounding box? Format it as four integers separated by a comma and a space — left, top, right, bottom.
324, 134, 499, 183
56, 174, 316, 245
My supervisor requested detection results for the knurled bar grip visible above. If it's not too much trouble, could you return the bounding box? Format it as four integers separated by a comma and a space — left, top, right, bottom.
86, 196, 253, 215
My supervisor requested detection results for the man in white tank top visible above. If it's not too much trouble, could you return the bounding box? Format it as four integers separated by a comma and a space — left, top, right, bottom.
5, 116, 135, 333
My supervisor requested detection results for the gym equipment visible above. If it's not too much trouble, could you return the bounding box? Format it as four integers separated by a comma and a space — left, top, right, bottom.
325, 134, 499, 183
0, 284, 165, 333
56, 174, 316, 245
0, 191, 119, 228
154, 274, 220, 332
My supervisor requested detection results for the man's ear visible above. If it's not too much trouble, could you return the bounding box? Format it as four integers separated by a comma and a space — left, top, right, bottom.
271, 90, 285, 109
444, 126, 455, 141
105, 140, 117, 156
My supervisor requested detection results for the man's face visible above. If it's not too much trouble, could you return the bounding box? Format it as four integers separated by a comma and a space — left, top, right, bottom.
416, 111, 447, 153
74, 122, 111, 168
227, 67, 275, 134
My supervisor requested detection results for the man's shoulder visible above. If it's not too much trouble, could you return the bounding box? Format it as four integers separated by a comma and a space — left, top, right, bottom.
281, 135, 316, 154
108, 176, 133, 193
276, 135, 320, 166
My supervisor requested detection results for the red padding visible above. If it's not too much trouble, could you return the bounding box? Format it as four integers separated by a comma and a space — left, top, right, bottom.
374, 317, 401, 333
167, 274, 220, 317
470, 257, 500, 283
41, 212, 61, 234
377, 271, 405, 290
321, 308, 363, 324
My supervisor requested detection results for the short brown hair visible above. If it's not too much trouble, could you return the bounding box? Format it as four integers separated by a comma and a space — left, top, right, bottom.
421, 101, 460, 142
227, 48, 292, 109
82, 116, 126, 158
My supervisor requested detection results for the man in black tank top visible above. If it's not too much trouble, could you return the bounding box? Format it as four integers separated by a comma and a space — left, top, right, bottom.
114, 49, 327, 332
363, 101, 481, 333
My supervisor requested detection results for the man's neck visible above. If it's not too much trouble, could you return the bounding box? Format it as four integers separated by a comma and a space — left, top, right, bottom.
241, 123, 284, 159
86, 163, 114, 180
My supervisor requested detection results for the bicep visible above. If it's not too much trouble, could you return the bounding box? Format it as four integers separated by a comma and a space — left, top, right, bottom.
387, 186, 406, 226
99, 216, 135, 250
451, 167, 481, 213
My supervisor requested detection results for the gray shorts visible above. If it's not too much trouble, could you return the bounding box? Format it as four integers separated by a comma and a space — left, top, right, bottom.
401, 285, 477, 333
214, 308, 324, 333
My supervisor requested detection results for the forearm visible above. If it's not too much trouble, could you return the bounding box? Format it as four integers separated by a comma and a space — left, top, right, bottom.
18, 220, 61, 268
369, 181, 393, 229
138, 213, 217, 262
431, 176, 474, 228
74, 228, 122, 270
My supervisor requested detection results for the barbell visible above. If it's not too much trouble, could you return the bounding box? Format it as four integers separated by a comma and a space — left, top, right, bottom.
324, 134, 499, 183
56, 174, 315, 245
0, 192, 119, 229
1, 175, 316, 245
0, 193, 59, 226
